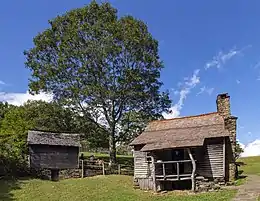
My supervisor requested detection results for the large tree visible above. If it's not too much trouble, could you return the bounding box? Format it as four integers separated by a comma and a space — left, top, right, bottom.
24, 1, 171, 164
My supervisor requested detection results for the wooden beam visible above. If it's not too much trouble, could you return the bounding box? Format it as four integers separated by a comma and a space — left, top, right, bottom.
51, 169, 59, 181
81, 160, 84, 178
118, 164, 121, 175
151, 156, 157, 192
154, 160, 192, 164
187, 148, 196, 192
223, 137, 226, 179
102, 162, 105, 175
157, 177, 192, 181
162, 163, 166, 179
156, 174, 192, 178
177, 162, 180, 180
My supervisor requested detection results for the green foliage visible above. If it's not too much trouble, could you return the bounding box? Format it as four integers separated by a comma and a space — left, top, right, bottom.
0, 176, 236, 201
0, 106, 33, 159
0, 100, 109, 161
235, 141, 244, 160
0, 102, 15, 127
24, 1, 171, 163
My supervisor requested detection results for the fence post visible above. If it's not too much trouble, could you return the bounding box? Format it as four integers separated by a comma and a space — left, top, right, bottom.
102, 162, 105, 175
81, 160, 84, 178
118, 164, 121, 175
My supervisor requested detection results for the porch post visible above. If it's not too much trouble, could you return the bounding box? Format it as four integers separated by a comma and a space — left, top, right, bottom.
151, 156, 157, 192
187, 148, 196, 191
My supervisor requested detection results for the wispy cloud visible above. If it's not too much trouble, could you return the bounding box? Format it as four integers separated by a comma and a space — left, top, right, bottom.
238, 125, 245, 130
164, 45, 249, 119
0, 80, 6, 85
205, 46, 250, 70
163, 69, 200, 119
0, 91, 52, 106
196, 86, 214, 96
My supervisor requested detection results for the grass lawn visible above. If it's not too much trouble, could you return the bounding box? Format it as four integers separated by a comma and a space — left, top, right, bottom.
0, 175, 236, 201
238, 156, 260, 176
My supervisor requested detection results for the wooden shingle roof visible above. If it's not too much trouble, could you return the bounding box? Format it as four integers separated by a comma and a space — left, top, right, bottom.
27, 130, 81, 147
130, 112, 231, 151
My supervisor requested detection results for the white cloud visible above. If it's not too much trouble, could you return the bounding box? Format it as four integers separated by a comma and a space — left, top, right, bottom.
205, 46, 247, 70
163, 69, 200, 119
0, 91, 52, 106
240, 139, 260, 157
196, 86, 214, 96
236, 79, 241, 84
0, 80, 6, 85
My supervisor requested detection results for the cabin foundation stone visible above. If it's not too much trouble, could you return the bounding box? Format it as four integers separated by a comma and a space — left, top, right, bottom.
196, 177, 225, 192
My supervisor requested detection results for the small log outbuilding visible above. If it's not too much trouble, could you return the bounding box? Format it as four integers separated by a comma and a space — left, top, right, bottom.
27, 130, 81, 181
130, 93, 237, 192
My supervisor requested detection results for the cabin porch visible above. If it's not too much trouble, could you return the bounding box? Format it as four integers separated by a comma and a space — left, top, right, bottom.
149, 147, 196, 191
133, 137, 228, 192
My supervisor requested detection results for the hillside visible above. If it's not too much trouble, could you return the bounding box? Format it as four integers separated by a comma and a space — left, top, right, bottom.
238, 156, 260, 176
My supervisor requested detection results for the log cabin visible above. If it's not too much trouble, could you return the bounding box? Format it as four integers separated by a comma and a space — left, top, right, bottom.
130, 93, 237, 192
27, 130, 81, 181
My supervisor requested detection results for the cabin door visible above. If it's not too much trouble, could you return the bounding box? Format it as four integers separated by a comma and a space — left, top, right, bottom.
172, 149, 185, 174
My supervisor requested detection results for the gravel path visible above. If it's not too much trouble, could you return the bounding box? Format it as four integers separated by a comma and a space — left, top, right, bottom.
232, 175, 260, 201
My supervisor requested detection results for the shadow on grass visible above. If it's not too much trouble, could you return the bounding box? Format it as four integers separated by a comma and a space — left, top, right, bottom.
234, 170, 248, 186
0, 177, 22, 201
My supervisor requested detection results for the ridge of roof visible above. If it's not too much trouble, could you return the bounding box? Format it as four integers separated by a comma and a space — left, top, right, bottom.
152, 112, 219, 123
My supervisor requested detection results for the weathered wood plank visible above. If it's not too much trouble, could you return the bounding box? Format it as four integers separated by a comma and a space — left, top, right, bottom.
187, 148, 196, 192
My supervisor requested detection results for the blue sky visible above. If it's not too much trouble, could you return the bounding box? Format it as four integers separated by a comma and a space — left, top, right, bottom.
0, 0, 260, 154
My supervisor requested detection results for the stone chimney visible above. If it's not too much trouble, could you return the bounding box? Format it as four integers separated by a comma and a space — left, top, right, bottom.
216, 93, 237, 181
216, 93, 231, 118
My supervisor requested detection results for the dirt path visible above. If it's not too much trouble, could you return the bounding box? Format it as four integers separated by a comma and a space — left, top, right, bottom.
232, 175, 260, 201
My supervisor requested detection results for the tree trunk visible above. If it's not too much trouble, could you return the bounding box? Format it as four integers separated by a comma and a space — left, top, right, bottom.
109, 133, 116, 165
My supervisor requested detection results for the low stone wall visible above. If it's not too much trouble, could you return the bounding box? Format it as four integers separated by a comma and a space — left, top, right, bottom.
196, 177, 226, 192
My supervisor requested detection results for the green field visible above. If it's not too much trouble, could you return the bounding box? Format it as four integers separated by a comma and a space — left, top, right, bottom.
1, 155, 260, 201
0, 175, 236, 201
238, 156, 260, 176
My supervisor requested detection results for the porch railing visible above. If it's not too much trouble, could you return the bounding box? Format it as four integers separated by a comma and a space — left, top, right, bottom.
151, 148, 196, 192
154, 160, 193, 181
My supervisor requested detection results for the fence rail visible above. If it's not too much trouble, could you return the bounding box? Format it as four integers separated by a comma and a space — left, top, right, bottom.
79, 159, 134, 178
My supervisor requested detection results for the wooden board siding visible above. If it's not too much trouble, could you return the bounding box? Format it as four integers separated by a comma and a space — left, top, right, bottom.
138, 178, 154, 190
29, 145, 79, 169
196, 138, 225, 178
134, 151, 150, 178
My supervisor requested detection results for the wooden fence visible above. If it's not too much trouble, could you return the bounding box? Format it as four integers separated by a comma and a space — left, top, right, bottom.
79, 159, 134, 178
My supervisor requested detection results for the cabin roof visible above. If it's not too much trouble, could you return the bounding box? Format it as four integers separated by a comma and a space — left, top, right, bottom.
27, 130, 81, 147
130, 112, 232, 151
